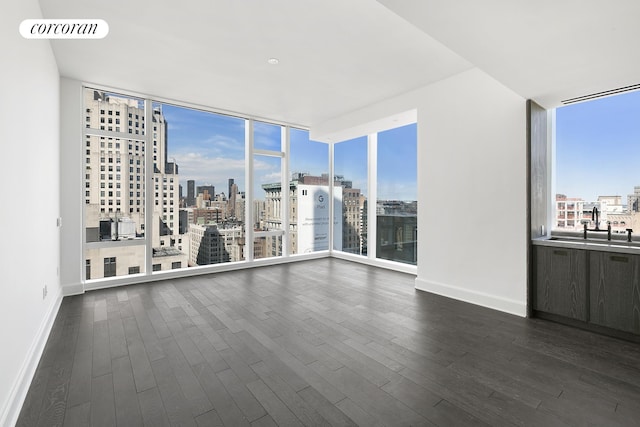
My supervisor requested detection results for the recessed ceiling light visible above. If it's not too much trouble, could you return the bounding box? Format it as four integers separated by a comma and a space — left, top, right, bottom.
267, 58, 279, 65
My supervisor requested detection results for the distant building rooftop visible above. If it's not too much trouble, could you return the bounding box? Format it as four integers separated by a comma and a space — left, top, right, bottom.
152, 247, 183, 257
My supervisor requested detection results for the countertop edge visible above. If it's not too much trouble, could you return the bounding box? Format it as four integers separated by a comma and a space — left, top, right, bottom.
532, 237, 640, 254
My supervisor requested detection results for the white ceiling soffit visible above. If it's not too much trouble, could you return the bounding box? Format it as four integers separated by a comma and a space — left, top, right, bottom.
39, 0, 472, 127
318, 109, 417, 143
376, 0, 640, 109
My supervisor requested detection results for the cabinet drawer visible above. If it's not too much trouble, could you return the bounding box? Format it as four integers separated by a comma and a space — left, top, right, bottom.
589, 252, 640, 334
534, 246, 587, 321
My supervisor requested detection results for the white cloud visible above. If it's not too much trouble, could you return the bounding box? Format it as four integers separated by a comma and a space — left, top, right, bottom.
253, 157, 279, 171
170, 134, 244, 158
173, 152, 244, 190
202, 134, 244, 152
260, 172, 282, 183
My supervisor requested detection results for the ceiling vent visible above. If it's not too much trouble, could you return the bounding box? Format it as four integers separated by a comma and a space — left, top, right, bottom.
561, 84, 640, 105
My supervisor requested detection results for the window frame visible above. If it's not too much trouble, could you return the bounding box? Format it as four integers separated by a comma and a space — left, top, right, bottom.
81, 84, 333, 287
329, 122, 418, 271
535, 94, 640, 244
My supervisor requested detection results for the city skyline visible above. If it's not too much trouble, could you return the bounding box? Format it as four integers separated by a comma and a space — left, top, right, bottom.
160, 102, 417, 201
82, 89, 418, 279
159, 103, 246, 196
556, 89, 640, 202
334, 123, 418, 201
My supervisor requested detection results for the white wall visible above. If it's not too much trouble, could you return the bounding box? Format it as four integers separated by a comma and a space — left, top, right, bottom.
313, 68, 528, 316
0, 1, 63, 425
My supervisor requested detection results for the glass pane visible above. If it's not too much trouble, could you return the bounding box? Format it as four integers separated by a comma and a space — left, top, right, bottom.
84, 135, 145, 243
254, 235, 282, 259
377, 124, 417, 265
333, 136, 368, 255
254, 121, 282, 151
290, 129, 330, 254
85, 246, 146, 280
153, 103, 246, 268
254, 154, 283, 258
555, 90, 640, 237
83, 88, 148, 282
84, 88, 145, 135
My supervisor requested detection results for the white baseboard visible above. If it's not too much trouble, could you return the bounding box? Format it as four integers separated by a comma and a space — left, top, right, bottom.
63, 281, 84, 296
330, 251, 418, 275
415, 277, 526, 317
0, 290, 63, 427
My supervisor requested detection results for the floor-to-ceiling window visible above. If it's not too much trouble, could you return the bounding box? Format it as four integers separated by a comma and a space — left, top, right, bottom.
81, 86, 414, 285
83, 89, 147, 279
332, 123, 417, 266
554, 90, 640, 239
253, 121, 285, 259
376, 124, 417, 264
333, 136, 368, 256
290, 128, 330, 254
151, 102, 246, 270
82, 86, 333, 284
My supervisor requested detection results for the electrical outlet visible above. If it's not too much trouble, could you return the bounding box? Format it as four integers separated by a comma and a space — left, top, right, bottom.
57, 217, 62, 227
42, 285, 48, 300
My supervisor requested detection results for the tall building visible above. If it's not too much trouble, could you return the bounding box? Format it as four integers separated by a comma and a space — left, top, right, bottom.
83, 90, 187, 278
235, 191, 246, 225
260, 173, 357, 255
253, 200, 266, 229
342, 187, 362, 254
196, 185, 215, 201
188, 223, 244, 265
228, 182, 239, 219
178, 209, 189, 234
187, 179, 195, 206
228, 178, 234, 202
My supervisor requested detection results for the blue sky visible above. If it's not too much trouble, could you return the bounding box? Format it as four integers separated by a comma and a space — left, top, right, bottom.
334, 136, 368, 196
290, 128, 328, 177
159, 103, 246, 196
334, 124, 418, 201
556, 90, 640, 202
377, 123, 417, 201
160, 102, 416, 201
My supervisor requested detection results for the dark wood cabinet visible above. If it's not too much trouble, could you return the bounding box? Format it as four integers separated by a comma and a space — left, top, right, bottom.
533, 246, 587, 321
533, 243, 640, 338
589, 252, 640, 334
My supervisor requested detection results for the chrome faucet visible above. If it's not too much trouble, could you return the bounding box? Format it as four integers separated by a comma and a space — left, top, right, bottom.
592, 207, 599, 230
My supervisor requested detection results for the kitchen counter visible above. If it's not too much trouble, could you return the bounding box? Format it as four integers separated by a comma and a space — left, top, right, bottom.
531, 239, 640, 341
532, 235, 640, 254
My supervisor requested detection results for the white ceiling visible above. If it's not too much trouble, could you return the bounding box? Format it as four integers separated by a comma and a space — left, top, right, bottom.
377, 0, 640, 109
39, 0, 640, 127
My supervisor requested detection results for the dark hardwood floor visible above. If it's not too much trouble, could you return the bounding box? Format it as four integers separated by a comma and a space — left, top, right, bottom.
16, 258, 640, 426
